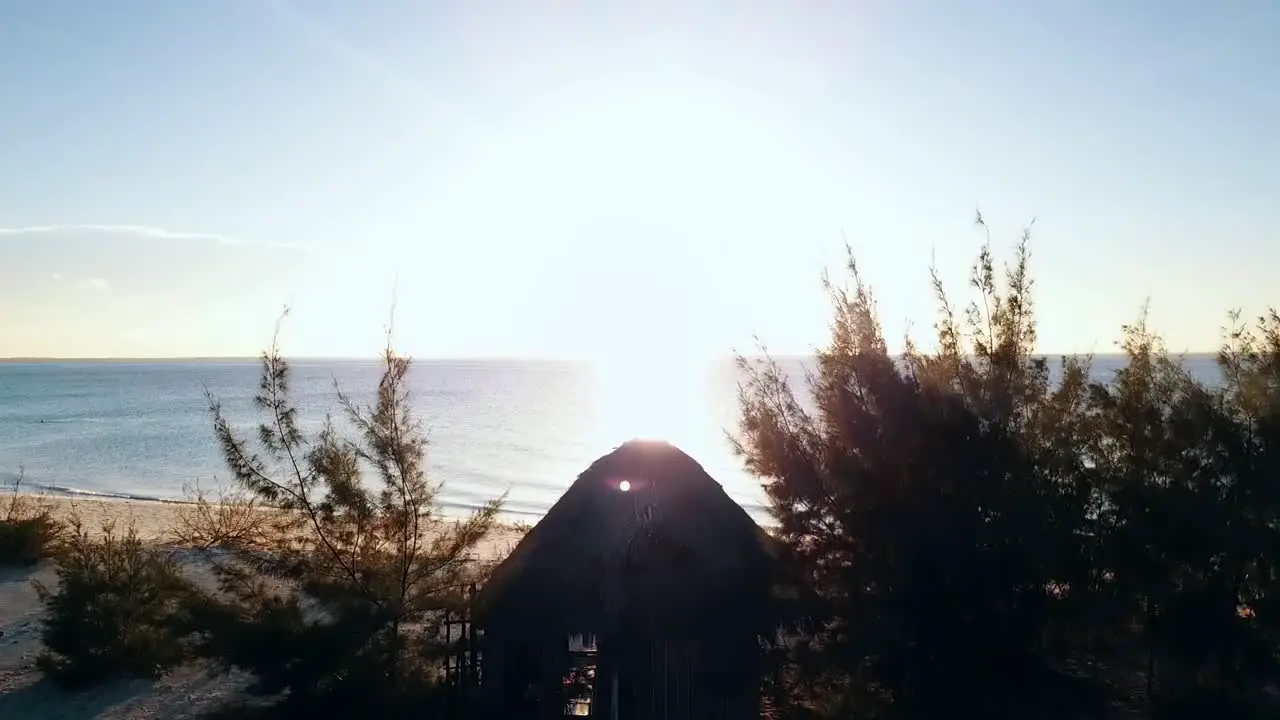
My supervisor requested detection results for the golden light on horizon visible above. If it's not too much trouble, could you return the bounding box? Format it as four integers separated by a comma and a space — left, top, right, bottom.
588, 345, 709, 454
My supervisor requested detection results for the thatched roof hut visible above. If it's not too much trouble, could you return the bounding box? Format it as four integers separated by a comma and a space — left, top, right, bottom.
474, 440, 779, 719
474, 439, 777, 636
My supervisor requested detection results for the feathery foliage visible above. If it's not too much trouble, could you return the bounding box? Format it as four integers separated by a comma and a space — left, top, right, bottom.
34, 515, 194, 688
736, 214, 1280, 718
188, 317, 502, 718
168, 479, 270, 550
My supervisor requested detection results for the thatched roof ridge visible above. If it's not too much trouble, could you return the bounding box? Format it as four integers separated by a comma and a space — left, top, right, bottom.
474, 440, 777, 632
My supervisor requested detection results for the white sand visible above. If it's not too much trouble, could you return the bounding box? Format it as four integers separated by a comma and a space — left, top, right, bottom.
0, 495, 525, 718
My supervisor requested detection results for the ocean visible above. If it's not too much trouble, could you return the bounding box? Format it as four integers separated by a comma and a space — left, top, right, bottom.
0, 355, 1222, 523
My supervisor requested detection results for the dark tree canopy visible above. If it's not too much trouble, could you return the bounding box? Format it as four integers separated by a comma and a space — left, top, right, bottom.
736, 216, 1280, 719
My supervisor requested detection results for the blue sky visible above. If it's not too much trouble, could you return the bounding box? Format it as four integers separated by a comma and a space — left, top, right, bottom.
1, 0, 1276, 359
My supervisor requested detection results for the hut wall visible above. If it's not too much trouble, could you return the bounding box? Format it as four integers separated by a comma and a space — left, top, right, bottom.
478, 630, 567, 719
480, 626, 759, 720
598, 633, 757, 720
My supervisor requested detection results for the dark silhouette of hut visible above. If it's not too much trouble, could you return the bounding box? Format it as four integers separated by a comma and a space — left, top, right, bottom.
474, 439, 778, 719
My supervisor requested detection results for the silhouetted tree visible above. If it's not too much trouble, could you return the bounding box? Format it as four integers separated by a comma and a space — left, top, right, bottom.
187, 318, 502, 718
736, 218, 1086, 717
735, 215, 1279, 718
1090, 309, 1280, 716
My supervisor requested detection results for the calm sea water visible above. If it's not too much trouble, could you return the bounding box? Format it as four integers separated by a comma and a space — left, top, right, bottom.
0, 355, 1221, 522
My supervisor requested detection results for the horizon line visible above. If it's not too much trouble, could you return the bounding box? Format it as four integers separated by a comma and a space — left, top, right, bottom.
0, 350, 1222, 363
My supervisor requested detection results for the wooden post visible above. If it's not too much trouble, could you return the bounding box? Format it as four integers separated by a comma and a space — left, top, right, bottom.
443, 609, 454, 685
468, 584, 480, 691
455, 612, 465, 688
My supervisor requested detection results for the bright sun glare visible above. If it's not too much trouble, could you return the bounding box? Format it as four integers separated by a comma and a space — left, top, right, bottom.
588, 348, 709, 452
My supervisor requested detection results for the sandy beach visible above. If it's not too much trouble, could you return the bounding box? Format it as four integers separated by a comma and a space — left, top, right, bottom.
0, 495, 525, 719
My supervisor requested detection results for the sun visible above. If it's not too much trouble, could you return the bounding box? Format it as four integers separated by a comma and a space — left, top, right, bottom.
587, 345, 711, 452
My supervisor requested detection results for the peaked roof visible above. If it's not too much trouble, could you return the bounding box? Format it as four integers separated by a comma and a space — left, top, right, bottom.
474, 440, 777, 631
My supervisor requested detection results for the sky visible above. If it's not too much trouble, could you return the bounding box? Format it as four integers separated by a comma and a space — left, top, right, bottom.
1, 0, 1277, 360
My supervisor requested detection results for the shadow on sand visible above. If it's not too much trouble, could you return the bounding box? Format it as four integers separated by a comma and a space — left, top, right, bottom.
0, 674, 156, 719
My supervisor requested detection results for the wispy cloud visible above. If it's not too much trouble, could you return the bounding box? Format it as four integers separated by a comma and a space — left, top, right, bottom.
0, 224, 299, 249
46, 273, 109, 291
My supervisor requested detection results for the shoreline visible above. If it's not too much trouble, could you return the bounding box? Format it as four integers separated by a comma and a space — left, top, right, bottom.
3, 483, 547, 521
6, 493, 530, 552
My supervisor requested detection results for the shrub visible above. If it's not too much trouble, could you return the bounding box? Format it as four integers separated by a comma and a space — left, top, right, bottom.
34, 515, 195, 688
0, 511, 60, 567
0, 470, 62, 566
